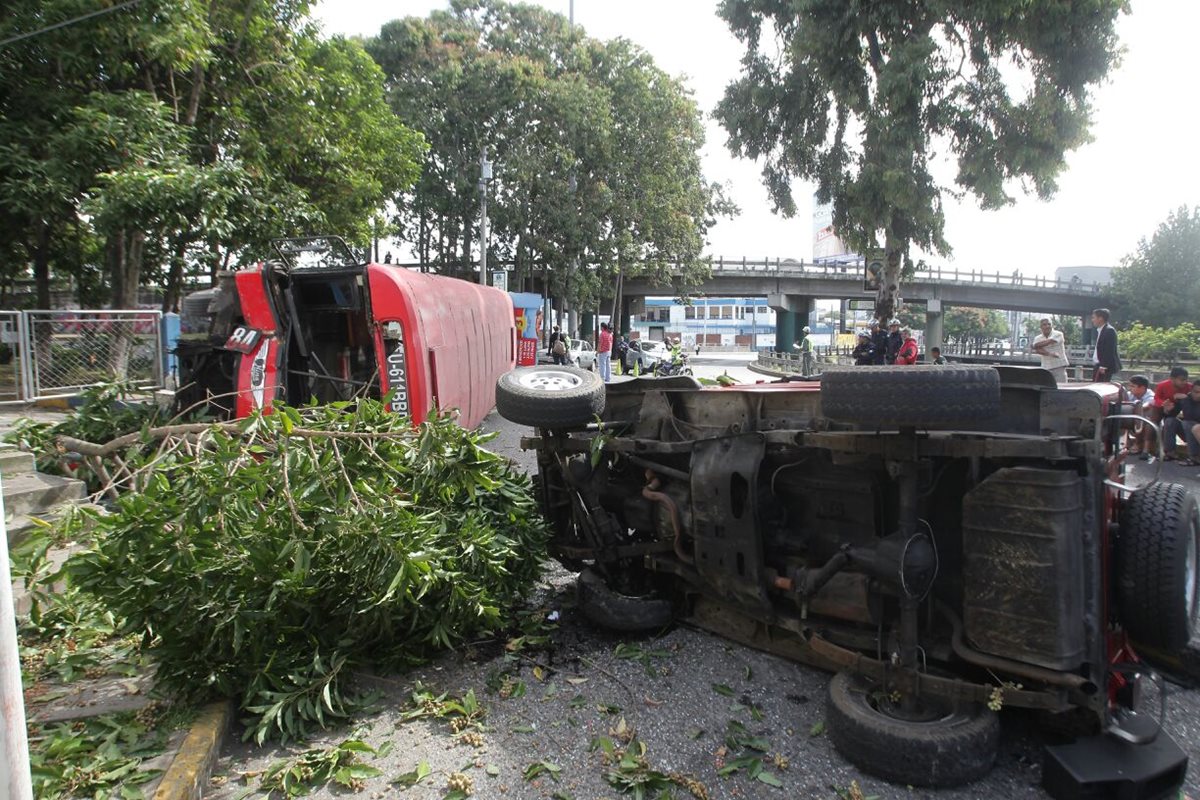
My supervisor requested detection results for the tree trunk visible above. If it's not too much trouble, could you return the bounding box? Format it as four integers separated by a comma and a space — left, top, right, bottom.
32, 222, 51, 310
875, 233, 904, 323
108, 230, 145, 378
162, 238, 188, 312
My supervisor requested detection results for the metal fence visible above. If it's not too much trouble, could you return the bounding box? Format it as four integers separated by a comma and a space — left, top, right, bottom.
19, 310, 163, 401
0, 312, 24, 401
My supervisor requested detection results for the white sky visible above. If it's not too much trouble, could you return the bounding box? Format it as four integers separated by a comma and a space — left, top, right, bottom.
313, 0, 1200, 278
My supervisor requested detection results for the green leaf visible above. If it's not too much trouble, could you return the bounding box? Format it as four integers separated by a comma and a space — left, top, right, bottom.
393, 761, 431, 786
756, 770, 784, 787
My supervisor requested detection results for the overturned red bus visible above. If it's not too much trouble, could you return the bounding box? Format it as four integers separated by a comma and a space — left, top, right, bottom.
175, 237, 515, 429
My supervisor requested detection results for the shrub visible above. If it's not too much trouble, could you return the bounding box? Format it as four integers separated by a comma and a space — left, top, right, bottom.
3, 382, 165, 492
63, 401, 547, 742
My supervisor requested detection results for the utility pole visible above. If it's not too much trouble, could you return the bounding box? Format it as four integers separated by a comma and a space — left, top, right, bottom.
0, 491, 32, 800
478, 146, 492, 286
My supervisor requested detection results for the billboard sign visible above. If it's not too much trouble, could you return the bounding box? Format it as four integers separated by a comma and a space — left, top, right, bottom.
812, 196, 855, 263
864, 249, 885, 293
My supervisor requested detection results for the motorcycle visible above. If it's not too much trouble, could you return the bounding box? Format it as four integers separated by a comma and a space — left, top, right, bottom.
653, 352, 692, 377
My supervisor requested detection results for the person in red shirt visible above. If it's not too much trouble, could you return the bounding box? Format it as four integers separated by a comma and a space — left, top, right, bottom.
1153, 367, 1192, 458
895, 328, 919, 365
596, 322, 613, 382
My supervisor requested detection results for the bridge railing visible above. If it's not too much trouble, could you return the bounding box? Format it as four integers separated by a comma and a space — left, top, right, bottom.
709, 257, 1107, 295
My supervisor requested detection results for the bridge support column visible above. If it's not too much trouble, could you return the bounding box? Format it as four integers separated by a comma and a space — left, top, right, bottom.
925, 298, 944, 355
768, 293, 813, 353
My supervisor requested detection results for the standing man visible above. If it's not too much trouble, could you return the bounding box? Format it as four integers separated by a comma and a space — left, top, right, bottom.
895, 328, 919, 365
1091, 308, 1121, 382
794, 326, 814, 374
869, 320, 888, 365
852, 333, 873, 365
930, 347, 946, 365
596, 322, 613, 382
886, 319, 903, 365
549, 325, 567, 365
1031, 318, 1069, 383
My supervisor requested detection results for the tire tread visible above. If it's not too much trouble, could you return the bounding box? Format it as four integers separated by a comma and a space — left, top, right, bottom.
1117, 482, 1197, 651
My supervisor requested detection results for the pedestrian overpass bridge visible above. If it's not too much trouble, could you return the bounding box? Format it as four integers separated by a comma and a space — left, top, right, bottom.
621, 258, 1110, 351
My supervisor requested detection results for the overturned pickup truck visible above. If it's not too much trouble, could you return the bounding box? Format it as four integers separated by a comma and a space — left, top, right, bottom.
495, 364, 1195, 797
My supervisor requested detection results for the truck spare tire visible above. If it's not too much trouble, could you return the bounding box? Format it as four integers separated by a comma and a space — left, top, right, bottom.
495, 365, 605, 428
820, 365, 1001, 427
1117, 481, 1200, 652
826, 671, 999, 788
576, 568, 673, 632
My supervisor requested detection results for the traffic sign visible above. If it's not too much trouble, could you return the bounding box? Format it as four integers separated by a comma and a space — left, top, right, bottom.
864, 249, 885, 293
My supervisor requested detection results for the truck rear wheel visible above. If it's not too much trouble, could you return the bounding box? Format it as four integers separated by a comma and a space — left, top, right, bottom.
1117, 481, 1200, 651
576, 568, 673, 633
495, 366, 605, 428
820, 366, 1000, 427
826, 672, 999, 788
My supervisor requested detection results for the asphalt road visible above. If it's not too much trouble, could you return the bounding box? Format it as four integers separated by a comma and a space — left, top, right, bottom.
208, 358, 1200, 800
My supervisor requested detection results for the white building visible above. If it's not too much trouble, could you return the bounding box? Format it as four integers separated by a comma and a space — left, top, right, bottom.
631, 297, 777, 348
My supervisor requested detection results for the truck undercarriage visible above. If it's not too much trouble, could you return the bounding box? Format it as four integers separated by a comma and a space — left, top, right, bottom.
497, 364, 1196, 796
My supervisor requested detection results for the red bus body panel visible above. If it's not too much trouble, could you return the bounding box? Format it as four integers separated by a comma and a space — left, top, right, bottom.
225, 262, 514, 428
367, 265, 515, 429
233, 266, 283, 417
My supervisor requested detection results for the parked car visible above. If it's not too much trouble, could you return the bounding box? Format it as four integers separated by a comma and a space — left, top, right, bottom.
624, 338, 669, 372
568, 339, 595, 371
494, 363, 1195, 797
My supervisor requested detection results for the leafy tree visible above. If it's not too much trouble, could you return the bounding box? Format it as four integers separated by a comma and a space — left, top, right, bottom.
896, 304, 927, 331
1121, 322, 1200, 368
0, 0, 424, 310
1108, 206, 1200, 329
715, 0, 1126, 322
944, 307, 1009, 345
368, 0, 733, 312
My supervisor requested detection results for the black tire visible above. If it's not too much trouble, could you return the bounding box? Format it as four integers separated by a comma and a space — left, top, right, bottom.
821, 366, 1000, 427
576, 568, 673, 633
826, 672, 999, 788
495, 366, 605, 428
1117, 481, 1200, 652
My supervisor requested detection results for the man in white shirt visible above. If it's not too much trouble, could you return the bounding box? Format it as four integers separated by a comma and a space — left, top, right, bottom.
1031, 318, 1068, 383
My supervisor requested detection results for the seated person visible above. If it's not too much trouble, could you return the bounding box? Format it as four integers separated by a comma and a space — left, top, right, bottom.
1153, 367, 1192, 457
930, 346, 946, 365
1162, 383, 1200, 465
1125, 375, 1153, 455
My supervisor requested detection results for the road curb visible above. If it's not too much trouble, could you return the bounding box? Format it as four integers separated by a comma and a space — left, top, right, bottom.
153, 699, 234, 800
747, 362, 791, 378
31, 396, 82, 410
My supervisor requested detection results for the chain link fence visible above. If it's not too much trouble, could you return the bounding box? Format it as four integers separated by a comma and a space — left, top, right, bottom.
21, 310, 163, 400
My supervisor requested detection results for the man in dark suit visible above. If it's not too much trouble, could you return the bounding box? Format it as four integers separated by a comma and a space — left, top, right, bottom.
1091, 307, 1121, 382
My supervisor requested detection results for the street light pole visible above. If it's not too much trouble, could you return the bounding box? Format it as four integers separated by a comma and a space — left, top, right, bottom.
478, 146, 492, 286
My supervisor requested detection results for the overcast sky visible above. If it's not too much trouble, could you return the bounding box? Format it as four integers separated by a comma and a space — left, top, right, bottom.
313, 1, 1199, 278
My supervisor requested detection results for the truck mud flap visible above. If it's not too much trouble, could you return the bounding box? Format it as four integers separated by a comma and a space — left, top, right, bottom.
1042, 730, 1187, 800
